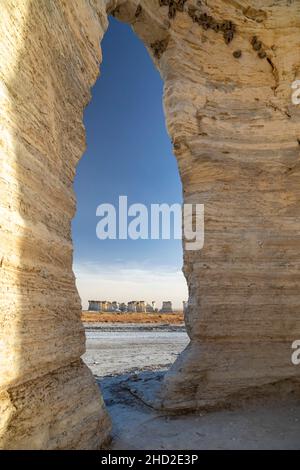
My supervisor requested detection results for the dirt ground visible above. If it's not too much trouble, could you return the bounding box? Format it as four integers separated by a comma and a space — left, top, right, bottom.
99, 372, 300, 450
82, 311, 184, 324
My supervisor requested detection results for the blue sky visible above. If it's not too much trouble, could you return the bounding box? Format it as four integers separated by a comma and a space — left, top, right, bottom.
72, 17, 188, 309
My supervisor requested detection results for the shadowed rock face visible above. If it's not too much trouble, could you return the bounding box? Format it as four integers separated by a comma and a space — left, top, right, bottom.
0, 0, 300, 449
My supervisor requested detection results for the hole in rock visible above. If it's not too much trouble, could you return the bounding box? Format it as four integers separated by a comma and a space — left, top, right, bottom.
72, 17, 189, 383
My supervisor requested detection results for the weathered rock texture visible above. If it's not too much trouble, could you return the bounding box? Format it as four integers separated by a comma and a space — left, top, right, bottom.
0, 0, 111, 449
1, 0, 300, 449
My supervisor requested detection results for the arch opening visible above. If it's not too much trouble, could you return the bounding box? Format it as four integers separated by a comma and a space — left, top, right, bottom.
73, 15, 189, 381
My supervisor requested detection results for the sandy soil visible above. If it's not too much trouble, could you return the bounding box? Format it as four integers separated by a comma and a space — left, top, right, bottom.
83, 324, 300, 450
82, 311, 184, 324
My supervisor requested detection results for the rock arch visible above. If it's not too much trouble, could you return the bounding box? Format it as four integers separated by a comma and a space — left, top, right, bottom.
0, 0, 300, 449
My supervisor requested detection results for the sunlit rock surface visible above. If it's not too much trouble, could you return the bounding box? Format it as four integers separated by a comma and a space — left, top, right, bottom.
1, 0, 300, 449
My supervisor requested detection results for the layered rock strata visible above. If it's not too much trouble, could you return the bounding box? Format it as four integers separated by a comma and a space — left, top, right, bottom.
1, 0, 300, 448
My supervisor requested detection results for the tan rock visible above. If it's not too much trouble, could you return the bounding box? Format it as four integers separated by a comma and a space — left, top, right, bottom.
0, 0, 300, 449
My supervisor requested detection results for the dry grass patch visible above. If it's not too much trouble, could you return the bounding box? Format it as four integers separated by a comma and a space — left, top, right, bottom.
82, 311, 184, 324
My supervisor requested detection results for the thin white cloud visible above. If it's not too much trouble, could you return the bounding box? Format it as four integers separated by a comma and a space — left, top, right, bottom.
73, 261, 188, 310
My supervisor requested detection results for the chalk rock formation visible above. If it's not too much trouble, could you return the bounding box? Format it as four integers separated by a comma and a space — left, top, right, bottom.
0, 0, 111, 449
1, 0, 300, 449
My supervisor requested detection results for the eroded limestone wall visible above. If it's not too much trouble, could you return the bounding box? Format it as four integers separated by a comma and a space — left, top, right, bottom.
0, 0, 111, 449
149, 0, 300, 411
1, 0, 300, 449
140, 0, 300, 411
113, 0, 300, 410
